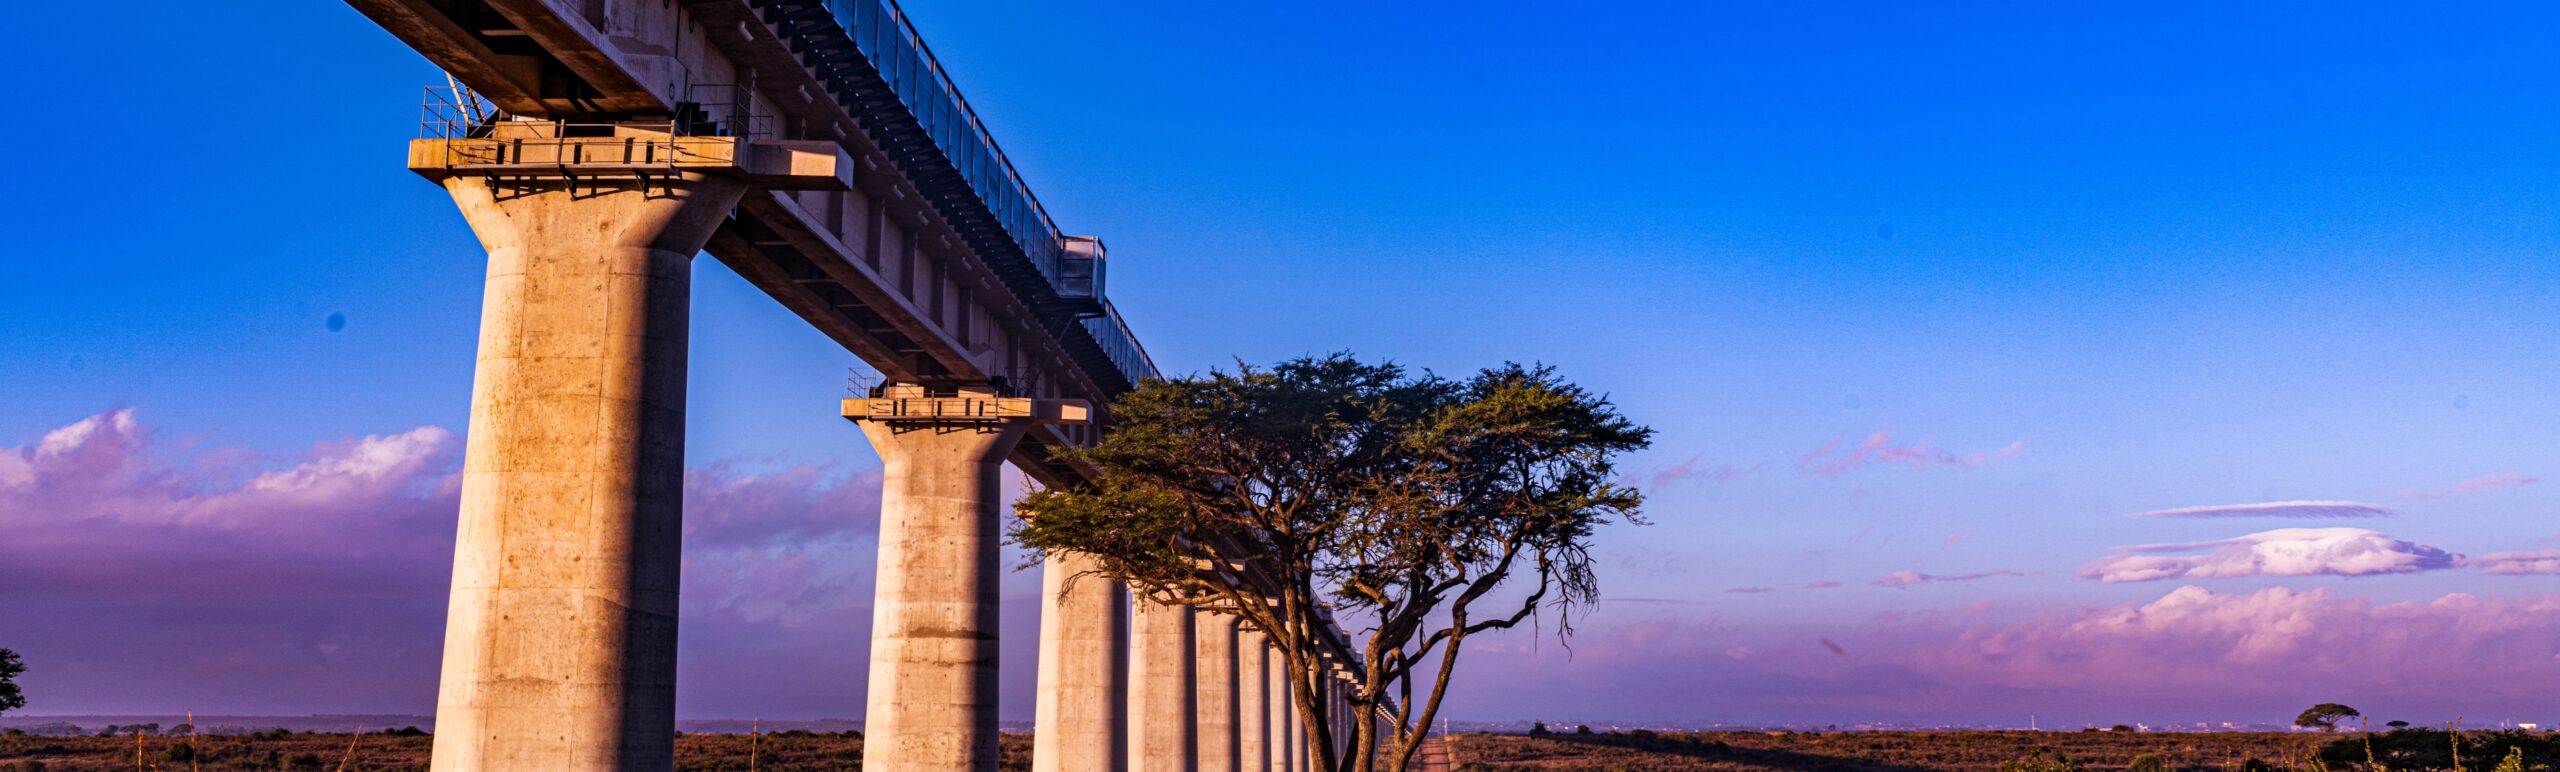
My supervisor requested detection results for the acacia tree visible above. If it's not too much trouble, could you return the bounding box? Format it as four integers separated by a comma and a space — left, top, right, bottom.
0, 648, 24, 716
2297, 703, 2362, 732
1012, 354, 1650, 772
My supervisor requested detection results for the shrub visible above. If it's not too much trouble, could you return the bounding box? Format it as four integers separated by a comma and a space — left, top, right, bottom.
1530, 721, 1548, 736
1997, 748, 2086, 772
1574, 725, 1593, 735
2126, 752, 2166, 772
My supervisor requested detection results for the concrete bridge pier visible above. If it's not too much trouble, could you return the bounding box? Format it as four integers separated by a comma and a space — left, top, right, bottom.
1129, 600, 1197, 770
844, 388, 1088, 772
1196, 615, 1241, 771
1033, 552, 1129, 772
426, 171, 746, 771
1237, 629, 1270, 772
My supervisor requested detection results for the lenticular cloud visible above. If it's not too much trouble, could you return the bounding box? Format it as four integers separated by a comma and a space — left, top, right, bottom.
2470, 550, 2560, 575
2126, 500, 2392, 519
2077, 527, 2460, 583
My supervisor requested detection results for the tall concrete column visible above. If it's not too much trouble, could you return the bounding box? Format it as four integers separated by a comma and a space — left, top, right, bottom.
845, 388, 1088, 772
1033, 552, 1128, 772
1128, 600, 1196, 770
427, 171, 746, 771
1289, 692, 1308, 772
1195, 616, 1240, 772
1236, 630, 1269, 772
1268, 646, 1292, 772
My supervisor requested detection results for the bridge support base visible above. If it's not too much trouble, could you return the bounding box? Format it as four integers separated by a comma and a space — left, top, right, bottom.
429, 172, 747, 771
1032, 551, 1129, 772
1237, 629, 1271, 772
1129, 600, 1198, 770
1196, 615, 1241, 772
844, 388, 1084, 772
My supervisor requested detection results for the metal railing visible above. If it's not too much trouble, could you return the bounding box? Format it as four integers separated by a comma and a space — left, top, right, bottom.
771, 0, 1162, 393
1084, 301, 1159, 384
854, 394, 1041, 422
819, 0, 1067, 283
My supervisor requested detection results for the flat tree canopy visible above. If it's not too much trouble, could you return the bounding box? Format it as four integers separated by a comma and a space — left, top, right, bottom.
2297, 703, 2362, 732
1013, 354, 1651, 772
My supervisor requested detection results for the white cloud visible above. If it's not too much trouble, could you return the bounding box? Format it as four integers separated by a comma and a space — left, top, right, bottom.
2079, 527, 2459, 583
2127, 500, 2392, 519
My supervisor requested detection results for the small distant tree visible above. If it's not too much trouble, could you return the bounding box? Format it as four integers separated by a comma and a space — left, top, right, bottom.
1529, 721, 1549, 736
2111, 724, 2136, 733
0, 649, 24, 716
2297, 703, 2362, 733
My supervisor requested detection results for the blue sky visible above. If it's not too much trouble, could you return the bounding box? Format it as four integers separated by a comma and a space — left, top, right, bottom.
3, 1, 2557, 726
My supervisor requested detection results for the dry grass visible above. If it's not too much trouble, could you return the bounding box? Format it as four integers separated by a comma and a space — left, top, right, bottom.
1448, 729, 2324, 771
3, 728, 2334, 771
0, 731, 1040, 771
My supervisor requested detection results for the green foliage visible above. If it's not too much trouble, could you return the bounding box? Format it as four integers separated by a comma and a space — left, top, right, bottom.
2297, 703, 2362, 732
2125, 752, 2166, 772
2495, 746, 2538, 772
1012, 354, 1651, 770
2320, 729, 2560, 771
1997, 748, 2087, 772
0, 649, 24, 716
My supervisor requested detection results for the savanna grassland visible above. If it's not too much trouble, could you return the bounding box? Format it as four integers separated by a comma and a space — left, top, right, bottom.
1448, 728, 2553, 771
4, 727, 2546, 770
0, 730, 1031, 771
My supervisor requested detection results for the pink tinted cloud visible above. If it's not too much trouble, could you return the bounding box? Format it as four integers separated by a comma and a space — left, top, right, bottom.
2078, 528, 2460, 583
1804, 580, 1842, 589
1797, 431, 2022, 477
2127, 500, 2392, 519
1872, 569, 2026, 588
1647, 455, 1756, 488
1444, 584, 2560, 724
1725, 586, 1777, 595
1903, 586, 2560, 702
2403, 471, 2541, 500
2470, 550, 2560, 575
0, 409, 898, 718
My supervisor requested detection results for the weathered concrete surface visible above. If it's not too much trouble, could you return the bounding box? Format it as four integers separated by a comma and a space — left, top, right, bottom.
1267, 643, 1291, 772
1237, 630, 1270, 772
429, 173, 746, 771
1128, 601, 1196, 770
854, 420, 1032, 771
1033, 552, 1128, 772
1195, 616, 1240, 772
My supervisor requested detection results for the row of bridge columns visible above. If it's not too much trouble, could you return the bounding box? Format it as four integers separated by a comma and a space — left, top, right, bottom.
421, 170, 1371, 771
1036, 588, 1370, 772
